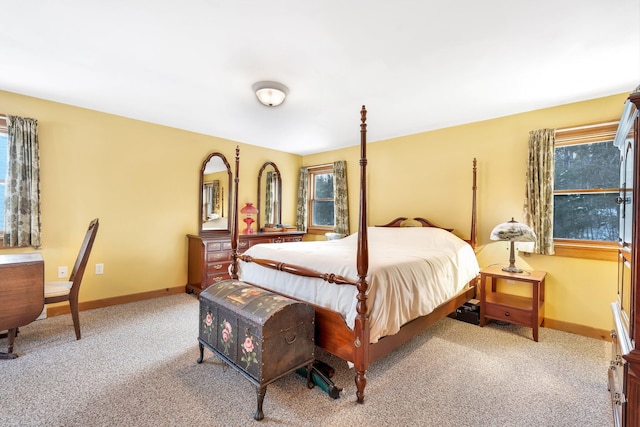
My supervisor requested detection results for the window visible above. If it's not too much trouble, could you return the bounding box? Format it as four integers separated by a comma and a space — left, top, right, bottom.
553, 121, 619, 260
307, 164, 334, 233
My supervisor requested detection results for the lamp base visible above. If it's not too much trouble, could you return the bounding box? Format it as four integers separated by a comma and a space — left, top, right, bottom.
501, 265, 524, 274
502, 241, 524, 273
243, 217, 255, 234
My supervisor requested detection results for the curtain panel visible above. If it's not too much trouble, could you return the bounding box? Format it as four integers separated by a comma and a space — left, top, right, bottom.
295, 167, 308, 231
212, 180, 220, 215
333, 160, 349, 236
4, 115, 41, 248
523, 128, 555, 255
265, 171, 274, 224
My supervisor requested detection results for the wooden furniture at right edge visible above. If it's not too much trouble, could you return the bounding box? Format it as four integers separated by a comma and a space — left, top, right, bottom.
610, 86, 640, 427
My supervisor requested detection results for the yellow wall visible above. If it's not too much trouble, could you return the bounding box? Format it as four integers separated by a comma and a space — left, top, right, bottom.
304, 93, 629, 333
1, 88, 629, 335
0, 90, 301, 303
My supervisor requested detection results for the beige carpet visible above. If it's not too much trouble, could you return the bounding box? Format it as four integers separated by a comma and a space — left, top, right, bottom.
0, 293, 613, 426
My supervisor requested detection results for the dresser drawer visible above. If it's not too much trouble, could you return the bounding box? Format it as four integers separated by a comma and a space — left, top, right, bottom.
248, 237, 273, 247
206, 271, 230, 286
206, 241, 224, 251
207, 250, 231, 262
207, 260, 231, 274
484, 303, 531, 325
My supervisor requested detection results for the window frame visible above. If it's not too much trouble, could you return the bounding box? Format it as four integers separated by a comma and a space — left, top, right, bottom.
553, 121, 619, 261
306, 164, 335, 235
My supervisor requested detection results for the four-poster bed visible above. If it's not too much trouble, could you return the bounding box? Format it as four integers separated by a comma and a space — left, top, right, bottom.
228, 106, 479, 403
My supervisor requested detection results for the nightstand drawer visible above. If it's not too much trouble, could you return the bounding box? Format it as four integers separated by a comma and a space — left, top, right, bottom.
484, 304, 530, 325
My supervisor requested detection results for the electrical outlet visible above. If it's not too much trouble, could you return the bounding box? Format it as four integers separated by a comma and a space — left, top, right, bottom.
95, 263, 104, 275
57, 266, 68, 278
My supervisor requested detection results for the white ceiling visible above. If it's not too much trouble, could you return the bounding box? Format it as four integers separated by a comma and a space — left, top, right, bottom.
1, 1, 639, 156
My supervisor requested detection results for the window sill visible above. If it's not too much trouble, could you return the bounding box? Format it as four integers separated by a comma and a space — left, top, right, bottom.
552, 241, 617, 261
306, 228, 334, 236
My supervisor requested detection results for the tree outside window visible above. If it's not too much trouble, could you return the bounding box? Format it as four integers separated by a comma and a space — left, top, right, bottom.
554, 122, 619, 248
308, 165, 334, 231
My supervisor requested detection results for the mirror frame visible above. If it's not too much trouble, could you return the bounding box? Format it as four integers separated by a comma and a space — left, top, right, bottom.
257, 161, 282, 231
199, 152, 233, 236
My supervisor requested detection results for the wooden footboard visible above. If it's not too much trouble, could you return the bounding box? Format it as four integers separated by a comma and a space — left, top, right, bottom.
316, 281, 477, 365
245, 278, 476, 367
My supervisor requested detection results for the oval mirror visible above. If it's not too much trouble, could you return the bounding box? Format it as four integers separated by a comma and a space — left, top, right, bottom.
257, 161, 282, 231
199, 152, 232, 235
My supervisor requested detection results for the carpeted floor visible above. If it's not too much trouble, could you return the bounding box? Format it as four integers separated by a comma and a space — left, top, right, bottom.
0, 293, 613, 426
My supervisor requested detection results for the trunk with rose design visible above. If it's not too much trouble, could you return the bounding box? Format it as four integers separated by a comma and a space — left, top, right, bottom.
198, 280, 315, 419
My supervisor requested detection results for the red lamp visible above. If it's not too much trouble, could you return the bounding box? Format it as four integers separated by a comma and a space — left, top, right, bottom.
240, 202, 259, 234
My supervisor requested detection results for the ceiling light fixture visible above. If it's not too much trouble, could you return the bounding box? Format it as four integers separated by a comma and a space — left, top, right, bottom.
252, 81, 288, 107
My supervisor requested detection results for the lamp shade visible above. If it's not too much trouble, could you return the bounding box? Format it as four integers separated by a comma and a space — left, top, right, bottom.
490, 218, 536, 242
490, 218, 536, 274
240, 202, 259, 215
252, 81, 288, 107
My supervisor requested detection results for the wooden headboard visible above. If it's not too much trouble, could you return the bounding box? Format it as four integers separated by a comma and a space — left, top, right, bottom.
376, 217, 454, 232
374, 159, 478, 250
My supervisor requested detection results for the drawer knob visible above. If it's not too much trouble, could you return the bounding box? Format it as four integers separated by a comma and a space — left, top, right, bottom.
213, 264, 223, 270
504, 312, 510, 317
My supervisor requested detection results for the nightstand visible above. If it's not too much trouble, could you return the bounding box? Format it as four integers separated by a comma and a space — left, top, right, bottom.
479, 265, 547, 341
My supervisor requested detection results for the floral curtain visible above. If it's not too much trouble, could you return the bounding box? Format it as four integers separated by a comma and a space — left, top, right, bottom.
265, 171, 274, 224
333, 160, 349, 236
212, 180, 220, 215
295, 167, 308, 231
523, 128, 555, 255
4, 115, 41, 248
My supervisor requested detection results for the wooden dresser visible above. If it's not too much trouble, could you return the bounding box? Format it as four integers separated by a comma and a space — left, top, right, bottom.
186, 231, 305, 294
610, 87, 640, 427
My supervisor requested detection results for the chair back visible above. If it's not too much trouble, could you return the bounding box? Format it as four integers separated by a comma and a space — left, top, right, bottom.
69, 218, 99, 294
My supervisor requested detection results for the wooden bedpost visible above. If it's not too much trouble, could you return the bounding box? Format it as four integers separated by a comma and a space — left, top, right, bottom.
470, 158, 477, 250
354, 105, 370, 403
230, 146, 240, 279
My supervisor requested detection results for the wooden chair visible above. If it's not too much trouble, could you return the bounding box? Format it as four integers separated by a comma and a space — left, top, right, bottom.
44, 218, 99, 340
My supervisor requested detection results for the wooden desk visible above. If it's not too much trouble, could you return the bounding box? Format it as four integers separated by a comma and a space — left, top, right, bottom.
0, 253, 44, 358
479, 265, 546, 342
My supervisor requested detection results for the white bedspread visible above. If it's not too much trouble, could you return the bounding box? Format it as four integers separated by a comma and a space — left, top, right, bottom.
238, 226, 479, 343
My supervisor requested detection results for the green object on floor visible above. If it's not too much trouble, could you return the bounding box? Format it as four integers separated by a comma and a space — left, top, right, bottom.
296, 363, 342, 399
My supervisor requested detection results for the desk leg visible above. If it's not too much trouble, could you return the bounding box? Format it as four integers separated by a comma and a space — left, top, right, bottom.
0, 352, 18, 360
479, 275, 486, 327
532, 282, 539, 342
1, 328, 18, 359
